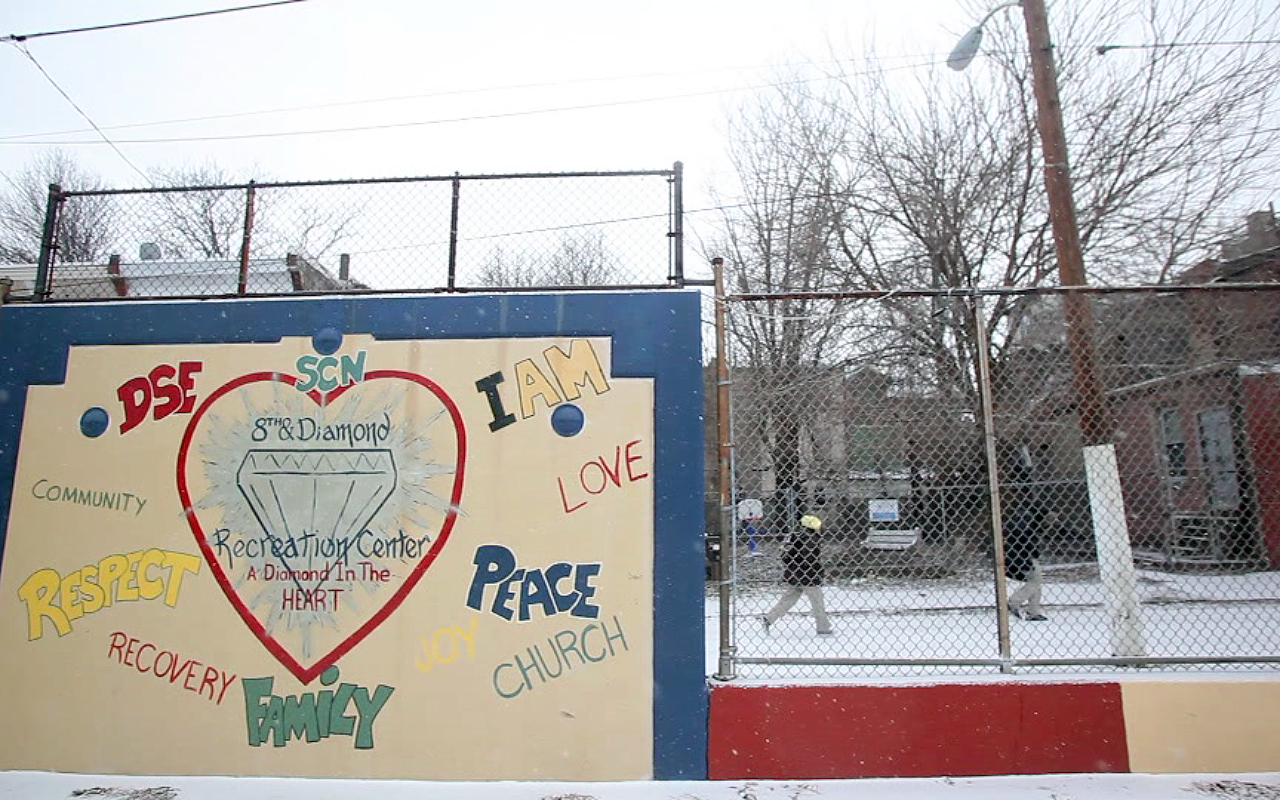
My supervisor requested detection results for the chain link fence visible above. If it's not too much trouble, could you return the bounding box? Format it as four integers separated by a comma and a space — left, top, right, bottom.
10, 166, 685, 301
713, 284, 1280, 679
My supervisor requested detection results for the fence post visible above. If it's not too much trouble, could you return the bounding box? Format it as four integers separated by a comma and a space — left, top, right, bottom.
447, 173, 461, 291
669, 161, 684, 286
973, 295, 1014, 671
107, 254, 128, 297
712, 256, 736, 681
34, 183, 62, 302
237, 181, 257, 296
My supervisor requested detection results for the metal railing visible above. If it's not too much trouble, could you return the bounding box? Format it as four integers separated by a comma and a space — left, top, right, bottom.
20, 164, 689, 301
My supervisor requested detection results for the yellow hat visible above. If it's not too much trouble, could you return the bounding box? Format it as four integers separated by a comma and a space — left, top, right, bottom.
800, 515, 822, 531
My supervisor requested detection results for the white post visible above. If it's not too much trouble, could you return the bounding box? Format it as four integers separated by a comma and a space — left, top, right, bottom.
1083, 443, 1146, 657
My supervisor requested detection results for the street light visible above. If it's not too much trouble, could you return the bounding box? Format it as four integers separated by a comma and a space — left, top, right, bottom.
946, 0, 1021, 71
949, 0, 1146, 658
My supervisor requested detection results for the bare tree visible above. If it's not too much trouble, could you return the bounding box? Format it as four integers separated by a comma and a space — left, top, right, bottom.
144, 163, 241, 258
146, 163, 358, 261
718, 0, 1280, 427
833, 0, 1280, 287
146, 163, 243, 259
712, 0, 1280, 541
476, 230, 619, 286
837, 0, 1279, 452
1057, 0, 1280, 283
0, 150, 117, 264
706, 76, 877, 526
835, 0, 1279, 364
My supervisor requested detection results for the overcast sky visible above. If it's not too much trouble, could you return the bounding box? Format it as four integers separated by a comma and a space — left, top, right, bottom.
1, 1, 977, 204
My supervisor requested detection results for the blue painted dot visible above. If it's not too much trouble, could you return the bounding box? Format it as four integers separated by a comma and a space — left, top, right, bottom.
312, 327, 343, 355
319, 665, 340, 685
80, 407, 109, 438
551, 403, 585, 437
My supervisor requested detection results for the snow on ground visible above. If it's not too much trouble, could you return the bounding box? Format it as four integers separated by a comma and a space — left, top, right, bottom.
3, 771, 1280, 800
710, 556, 1280, 680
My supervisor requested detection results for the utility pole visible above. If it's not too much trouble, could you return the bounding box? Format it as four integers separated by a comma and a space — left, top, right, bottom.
1019, 0, 1145, 658
1020, 0, 1108, 448
951, 0, 1146, 657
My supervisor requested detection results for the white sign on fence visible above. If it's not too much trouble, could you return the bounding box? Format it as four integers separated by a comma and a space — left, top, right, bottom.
868, 498, 900, 522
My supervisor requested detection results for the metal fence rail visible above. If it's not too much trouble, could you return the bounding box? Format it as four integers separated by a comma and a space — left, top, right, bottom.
714, 282, 1280, 679
20, 165, 687, 301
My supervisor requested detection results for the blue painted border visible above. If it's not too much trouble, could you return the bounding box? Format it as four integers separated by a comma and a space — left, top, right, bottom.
0, 291, 707, 780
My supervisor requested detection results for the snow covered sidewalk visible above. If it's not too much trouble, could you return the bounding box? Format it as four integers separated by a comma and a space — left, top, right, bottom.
3, 771, 1280, 799
713, 563, 1280, 678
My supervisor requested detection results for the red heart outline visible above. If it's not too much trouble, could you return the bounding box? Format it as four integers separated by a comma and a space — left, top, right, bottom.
175, 369, 467, 684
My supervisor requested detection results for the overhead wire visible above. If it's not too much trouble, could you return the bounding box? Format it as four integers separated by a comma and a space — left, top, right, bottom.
4, 36, 1276, 149
7, 42, 151, 185
0, 54, 932, 142
1095, 38, 1280, 55
1, 0, 310, 43
0, 33, 1274, 147
2, 7, 1274, 233
2, 0, 316, 183
0, 87, 767, 145
0, 54, 958, 146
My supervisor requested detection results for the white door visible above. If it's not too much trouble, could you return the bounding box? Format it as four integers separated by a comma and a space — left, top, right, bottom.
1197, 406, 1240, 511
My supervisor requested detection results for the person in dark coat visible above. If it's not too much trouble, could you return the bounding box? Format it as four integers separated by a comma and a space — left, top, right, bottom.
762, 514, 833, 634
1004, 502, 1047, 620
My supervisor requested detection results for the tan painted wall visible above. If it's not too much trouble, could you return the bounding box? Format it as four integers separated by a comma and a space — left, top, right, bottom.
1122, 680, 1280, 773
0, 335, 653, 780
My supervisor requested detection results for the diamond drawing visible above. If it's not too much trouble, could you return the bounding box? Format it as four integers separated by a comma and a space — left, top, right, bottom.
236, 449, 398, 581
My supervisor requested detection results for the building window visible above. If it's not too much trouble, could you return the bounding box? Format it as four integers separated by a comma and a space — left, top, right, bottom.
1158, 407, 1187, 479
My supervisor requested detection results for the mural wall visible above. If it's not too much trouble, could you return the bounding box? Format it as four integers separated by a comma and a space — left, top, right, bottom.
0, 292, 705, 781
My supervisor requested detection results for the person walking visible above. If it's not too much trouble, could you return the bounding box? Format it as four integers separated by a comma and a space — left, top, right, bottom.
1003, 443, 1050, 621
762, 514, 833, 635
1004, 501, 1047, 621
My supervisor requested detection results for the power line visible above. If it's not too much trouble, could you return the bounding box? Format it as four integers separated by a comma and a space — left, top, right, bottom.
0, 90, 747, 144
3, 35, 1274, 148
1, 76, 694, 141
0, 53, 921, 142
1, 0, 310, 43
0, 55, 955, 146
0, 48, 1066, 145
8, 42, 150, 185
1095, 39, 1280, 55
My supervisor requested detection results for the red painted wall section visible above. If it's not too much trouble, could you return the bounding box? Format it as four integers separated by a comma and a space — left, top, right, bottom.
708, 683, 1129, 779
1241, 373, 1280, 567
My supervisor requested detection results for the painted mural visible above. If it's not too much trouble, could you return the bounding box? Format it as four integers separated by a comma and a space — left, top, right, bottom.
0, 297, 696, 780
